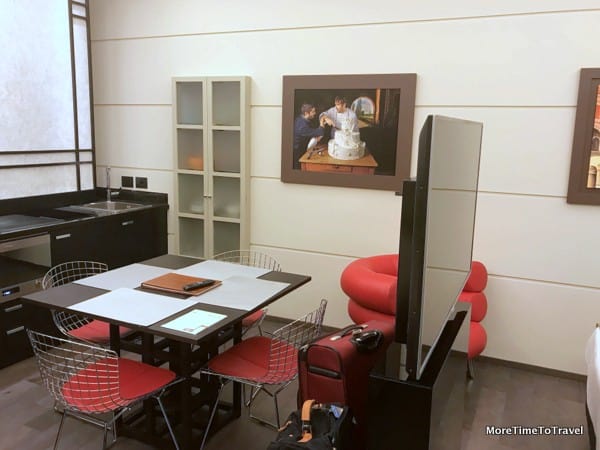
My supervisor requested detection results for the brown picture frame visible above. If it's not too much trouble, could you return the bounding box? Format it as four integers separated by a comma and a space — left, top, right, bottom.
567, 68, 600, 204
280, 74, 416, 191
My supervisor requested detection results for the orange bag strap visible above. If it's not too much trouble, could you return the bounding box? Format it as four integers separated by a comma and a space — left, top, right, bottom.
298, 399, 316, 443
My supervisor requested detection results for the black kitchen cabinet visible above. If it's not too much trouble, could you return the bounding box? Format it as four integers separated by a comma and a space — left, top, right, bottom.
50, 219, 107, 266
50, 206, 167, 269
0, 299, 57, 369
104, 207, 167, 268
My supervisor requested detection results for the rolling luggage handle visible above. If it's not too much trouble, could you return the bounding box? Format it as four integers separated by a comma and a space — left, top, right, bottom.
329, 324, 368, 341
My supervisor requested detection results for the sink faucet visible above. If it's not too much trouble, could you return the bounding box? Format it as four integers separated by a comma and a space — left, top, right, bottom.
106, 167, 120, 202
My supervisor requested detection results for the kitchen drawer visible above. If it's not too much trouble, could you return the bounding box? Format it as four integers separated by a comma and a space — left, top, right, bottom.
0, 323, 32, 368
0, 299, 28, 330
0, 299, 58, 368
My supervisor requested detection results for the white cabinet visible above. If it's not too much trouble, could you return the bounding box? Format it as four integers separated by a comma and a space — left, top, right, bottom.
172, 77, 250, 258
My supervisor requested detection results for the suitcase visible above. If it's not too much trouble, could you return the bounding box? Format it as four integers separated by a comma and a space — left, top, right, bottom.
298, 319, 396, 450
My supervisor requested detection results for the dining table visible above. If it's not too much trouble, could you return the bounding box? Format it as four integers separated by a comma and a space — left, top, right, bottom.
22, 254, 311, 450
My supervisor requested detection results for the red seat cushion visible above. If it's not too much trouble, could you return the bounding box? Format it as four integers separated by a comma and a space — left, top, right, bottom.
348, 299, 395, 325
468, 322, 487, 359
341, 254, 398, 317
68, 320, 132, 344
242, 310, 264, 329
62, 358, 176, 413
458, 291, 488, 322
208, 336, 298, 384
463, 261, 488, 292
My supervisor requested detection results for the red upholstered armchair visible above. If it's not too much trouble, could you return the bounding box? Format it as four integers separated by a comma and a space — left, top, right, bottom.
457, 261, 488, 378
340, 255, 488, 377
342, 254, 399, 325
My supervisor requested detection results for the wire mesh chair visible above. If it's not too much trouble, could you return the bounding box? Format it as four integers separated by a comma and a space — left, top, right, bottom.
198, 299, 327, 449
27, 329, 181, 450
43, 261, 131, 345
212, 250, 282, 336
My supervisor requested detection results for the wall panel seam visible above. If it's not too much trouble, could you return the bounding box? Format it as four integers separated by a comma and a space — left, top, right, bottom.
248, 243, 373, 260
486, 273, 600, 291
95, 103, 577, 109
90, 8, 600, 43
477, 190, 566, 199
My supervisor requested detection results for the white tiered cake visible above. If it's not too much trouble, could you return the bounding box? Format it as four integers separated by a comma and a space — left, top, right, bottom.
327, 116, 365, 160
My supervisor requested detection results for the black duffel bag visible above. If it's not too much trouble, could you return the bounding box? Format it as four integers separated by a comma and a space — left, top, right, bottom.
267, 400, 353, 450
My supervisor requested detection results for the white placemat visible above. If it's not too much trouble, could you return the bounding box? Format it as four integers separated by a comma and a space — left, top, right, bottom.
191, 275, 289, 311
70, 287, 196, 326
73, 263, 172, 290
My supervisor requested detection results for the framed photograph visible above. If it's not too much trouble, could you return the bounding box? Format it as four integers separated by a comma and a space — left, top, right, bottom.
280, 74, 417, 191
567, 68, 600, 204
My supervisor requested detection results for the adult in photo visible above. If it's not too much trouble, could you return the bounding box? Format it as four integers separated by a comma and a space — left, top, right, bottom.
320, 96, 359, 139
293, 103, 326, 169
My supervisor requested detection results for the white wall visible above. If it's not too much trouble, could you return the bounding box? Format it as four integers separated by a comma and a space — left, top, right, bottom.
88, 0, 600, 374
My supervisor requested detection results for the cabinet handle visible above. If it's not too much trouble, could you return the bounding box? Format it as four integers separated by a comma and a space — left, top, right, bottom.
121, 220, 134, 226
6, 325, 25, 336
55, 233, 72, 240
4, 304, 23, 313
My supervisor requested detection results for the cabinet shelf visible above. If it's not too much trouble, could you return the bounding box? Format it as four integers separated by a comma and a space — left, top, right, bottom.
173, 76, 249, 258
212, 172, 240, 178
176, 124, 204, 130
212, 216, 241, 224
177, 169, 205, 175
178, 212, 206, 220
211, 125, 240, 131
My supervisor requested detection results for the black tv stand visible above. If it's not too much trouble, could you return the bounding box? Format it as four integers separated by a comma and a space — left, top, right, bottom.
367, 302, 470, 450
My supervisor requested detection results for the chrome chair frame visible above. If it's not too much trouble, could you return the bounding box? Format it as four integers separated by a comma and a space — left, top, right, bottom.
212, 250, 282, 336
27, 329, 181, 450
199, 299, 327, 449
43, 261, 109, 345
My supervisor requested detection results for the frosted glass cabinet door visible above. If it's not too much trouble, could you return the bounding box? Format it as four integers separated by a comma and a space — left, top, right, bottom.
212, 82, 240, 126
213, 130, 240, 173
177, 82, 204, 125
213, 222, 241, 255
178, 174, 205, 215
177, 129, 204, 171
179, 218, 205, 257
213, 177, 240, 219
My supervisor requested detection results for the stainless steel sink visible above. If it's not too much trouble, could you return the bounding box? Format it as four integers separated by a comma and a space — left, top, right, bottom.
76, 201, 150, 213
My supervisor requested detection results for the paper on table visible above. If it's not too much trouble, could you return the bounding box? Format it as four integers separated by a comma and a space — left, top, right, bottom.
161, 309, 227, 334
70, 288, 197, 326
73, 264, 172, 291
174, 260, 270, 280
191, 275, 289, 311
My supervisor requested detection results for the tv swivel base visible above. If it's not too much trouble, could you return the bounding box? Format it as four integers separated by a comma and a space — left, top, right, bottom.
367, 302, 470, 450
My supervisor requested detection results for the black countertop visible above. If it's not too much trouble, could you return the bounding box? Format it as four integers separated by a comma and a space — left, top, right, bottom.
0, 189, 168, 241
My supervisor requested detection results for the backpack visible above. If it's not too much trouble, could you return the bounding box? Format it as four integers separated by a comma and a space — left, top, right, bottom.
266, 400, 353, 450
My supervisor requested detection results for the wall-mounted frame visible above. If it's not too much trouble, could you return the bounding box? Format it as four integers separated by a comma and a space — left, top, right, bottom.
281, 74, 416, 191
567, 68, 600, 205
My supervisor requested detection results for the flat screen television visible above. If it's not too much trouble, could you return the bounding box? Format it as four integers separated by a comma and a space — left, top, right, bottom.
396, 115, 483, 380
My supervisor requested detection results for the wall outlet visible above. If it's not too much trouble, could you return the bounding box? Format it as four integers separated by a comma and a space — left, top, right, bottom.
121, 176, 133, 188
135, 176, 148, 189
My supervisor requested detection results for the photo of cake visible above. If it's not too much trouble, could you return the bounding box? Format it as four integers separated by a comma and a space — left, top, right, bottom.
327, 116, 366, 160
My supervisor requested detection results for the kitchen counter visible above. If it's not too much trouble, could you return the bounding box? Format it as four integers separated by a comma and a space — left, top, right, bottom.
0, 189, 169, 369
0, 189, 168, 241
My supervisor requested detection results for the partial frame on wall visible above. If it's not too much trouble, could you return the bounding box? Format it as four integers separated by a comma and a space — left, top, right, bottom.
280, 74, 416, 192
567, 68, 600, 205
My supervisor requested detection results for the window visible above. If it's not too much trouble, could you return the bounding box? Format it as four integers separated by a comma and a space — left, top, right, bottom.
0, 0, 94, 198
